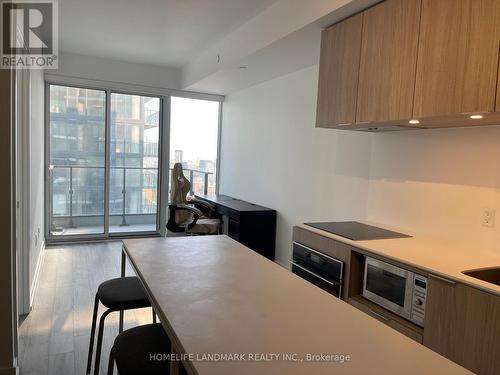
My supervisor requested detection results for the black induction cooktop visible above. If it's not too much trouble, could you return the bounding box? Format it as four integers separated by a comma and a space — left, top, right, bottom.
304, 221, 411, 241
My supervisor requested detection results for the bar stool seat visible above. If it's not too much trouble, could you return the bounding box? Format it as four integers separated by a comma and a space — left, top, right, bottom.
87, 276, 155, 375
97, 277, 150, 309
108, 323, 171, 375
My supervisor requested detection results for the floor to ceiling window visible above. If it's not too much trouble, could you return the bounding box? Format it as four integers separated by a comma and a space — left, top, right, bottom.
46, 83, 222, 241
169, 96, 220, 196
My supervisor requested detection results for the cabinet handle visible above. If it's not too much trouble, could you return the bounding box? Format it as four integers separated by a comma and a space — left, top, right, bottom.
429, 274, 456, 286
289, 261, 338, 286
337, 123, 352, 127
368, 309, 390, 322
355, 121, 371, 125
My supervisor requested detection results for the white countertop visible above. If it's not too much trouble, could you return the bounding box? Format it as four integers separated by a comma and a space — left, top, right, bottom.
123, 235, 471, 375
297, 222, 500, 296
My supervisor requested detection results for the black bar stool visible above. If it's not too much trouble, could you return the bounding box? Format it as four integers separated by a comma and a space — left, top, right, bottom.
107, 323, 171, 375
87, 276, 156, 375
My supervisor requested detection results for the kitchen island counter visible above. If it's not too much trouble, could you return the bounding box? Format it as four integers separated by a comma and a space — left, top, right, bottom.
123, 235, 470, 375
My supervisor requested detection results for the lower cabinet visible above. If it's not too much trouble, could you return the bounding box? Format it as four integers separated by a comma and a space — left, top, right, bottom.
348, 296, 423, 343
292, 227, 500, 374
424, 274, 500, 375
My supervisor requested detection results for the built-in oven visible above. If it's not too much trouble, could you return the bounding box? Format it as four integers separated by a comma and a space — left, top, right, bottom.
290, 242, 343, 298
362, 256, 427, 326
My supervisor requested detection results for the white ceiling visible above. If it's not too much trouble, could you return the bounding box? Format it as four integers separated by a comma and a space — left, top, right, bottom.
59, 0, 278, 68
183, 0, 380, 94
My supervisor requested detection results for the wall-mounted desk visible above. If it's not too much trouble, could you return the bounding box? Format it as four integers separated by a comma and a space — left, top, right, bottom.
195, 194, 276, 260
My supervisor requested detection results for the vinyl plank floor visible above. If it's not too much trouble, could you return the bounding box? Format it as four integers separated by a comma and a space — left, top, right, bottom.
19, 241, 155, 375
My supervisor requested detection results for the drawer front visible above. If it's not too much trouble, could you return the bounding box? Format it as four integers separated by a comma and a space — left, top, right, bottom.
349, 297, 423, 344
227, 218, 240, 240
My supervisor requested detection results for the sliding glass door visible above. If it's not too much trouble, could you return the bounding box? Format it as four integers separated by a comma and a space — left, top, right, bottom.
109, 93, 160, 233
48, 85, 107, 236
47, 84, 162, 239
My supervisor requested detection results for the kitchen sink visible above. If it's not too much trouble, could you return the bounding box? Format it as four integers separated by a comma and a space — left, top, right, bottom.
462, 267, 500, 286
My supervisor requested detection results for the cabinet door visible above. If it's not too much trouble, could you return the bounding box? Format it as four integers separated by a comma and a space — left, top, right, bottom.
423, 275, 467, 362
356, 0, 421, 123
424, 275, 500, 375
316, 14, 362, 128
414, 0, 500, 118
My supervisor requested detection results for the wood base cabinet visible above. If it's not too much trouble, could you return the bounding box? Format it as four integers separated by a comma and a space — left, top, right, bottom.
424, 274, 500, 375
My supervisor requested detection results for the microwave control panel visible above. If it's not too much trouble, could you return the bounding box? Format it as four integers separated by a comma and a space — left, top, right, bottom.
411, 274, 428, 326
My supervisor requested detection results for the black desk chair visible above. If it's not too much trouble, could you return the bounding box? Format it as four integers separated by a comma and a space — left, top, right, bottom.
107, 323, 171, 375
167, 203, 221, 234
167, 163, 220, 235
86, 276, 156, 375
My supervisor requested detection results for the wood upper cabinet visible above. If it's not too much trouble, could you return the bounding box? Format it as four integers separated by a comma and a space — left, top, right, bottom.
424, 275, 500, 375
356, 0, 421, 123
414, 0, 500, 118
316, 0, 500, 129
316, 14, 362, 128
496, 30, 500, 112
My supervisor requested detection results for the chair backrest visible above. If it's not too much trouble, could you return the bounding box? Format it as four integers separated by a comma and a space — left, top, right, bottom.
170, 163, 191, 204
170, 163, 192, 224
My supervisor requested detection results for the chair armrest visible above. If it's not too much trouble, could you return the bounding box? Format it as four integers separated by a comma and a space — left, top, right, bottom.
166, 204, 202, 233
187, 197, 217, 217
171, 203, 203, 217
187, 197, 215, 210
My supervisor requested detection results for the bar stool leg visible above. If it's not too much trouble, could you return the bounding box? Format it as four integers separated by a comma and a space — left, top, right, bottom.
119, 311, 124, 333
121, 250, 126, 277
107, 348, 115, 375
119, 250, 126, 333
94, 309, 114, 375
152, 308, 156, 323
86, 294, 100, 375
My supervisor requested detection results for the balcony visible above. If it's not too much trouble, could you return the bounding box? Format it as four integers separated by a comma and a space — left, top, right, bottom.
49, 165, 215, 236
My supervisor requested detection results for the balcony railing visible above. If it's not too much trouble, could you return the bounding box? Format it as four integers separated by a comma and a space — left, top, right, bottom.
169, 167, 214, 195
49, 164, 214, 231
144, 109, 159, 126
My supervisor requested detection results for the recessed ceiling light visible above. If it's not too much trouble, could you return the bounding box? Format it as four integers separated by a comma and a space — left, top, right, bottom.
470, 114, 483, 119
409, 119, 420, 124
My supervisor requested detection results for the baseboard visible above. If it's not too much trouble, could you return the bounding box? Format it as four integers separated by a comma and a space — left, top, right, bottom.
29, 239, 45, 309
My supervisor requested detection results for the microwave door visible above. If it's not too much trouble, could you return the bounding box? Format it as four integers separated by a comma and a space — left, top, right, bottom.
362, 258, 414, 319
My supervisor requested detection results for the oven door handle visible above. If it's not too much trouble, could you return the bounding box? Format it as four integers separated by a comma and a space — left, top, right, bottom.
289, 261, 340, 286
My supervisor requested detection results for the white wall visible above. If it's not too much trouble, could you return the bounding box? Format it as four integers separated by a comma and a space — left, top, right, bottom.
53, 52, 182, 89
219, 65, 372, 264
29, 70, 45, 294
220, 65, 500, 264
366, 127, 500, 254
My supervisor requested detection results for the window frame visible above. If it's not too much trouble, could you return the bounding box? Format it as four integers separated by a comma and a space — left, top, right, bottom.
44, 78, 223, 244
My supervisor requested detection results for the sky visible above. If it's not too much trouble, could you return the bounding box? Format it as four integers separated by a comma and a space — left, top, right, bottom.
170, 96, 220, 163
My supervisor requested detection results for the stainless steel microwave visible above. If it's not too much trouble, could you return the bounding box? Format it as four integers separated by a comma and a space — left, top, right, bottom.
362, 256, 427, 327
